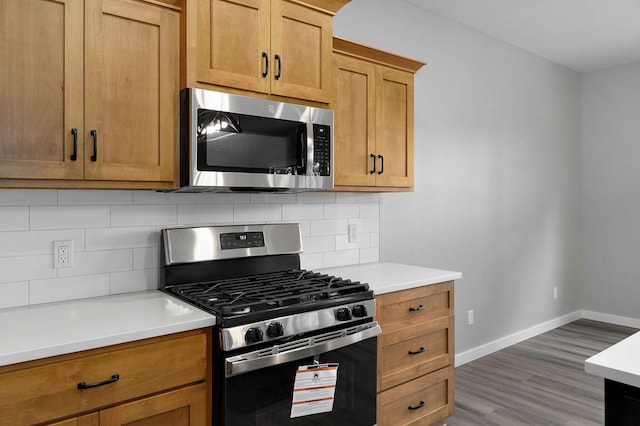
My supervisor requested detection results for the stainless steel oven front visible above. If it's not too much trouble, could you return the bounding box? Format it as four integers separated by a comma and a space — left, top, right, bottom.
218, 321, 380, 426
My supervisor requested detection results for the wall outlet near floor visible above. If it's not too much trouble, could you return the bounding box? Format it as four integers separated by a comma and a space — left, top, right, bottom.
53, 240, 73, 268
468, 309, 474, 325
553, 287, 558, 299
348, 224, 358, 243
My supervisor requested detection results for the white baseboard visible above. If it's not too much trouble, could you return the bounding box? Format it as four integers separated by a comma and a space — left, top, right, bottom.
454, 311, 583, 367
582, 310, 640, 329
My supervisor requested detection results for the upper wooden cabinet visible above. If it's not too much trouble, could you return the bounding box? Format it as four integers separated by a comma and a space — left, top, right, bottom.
0, 0, 180, 189
185, 0, 349, 103
332, 37, 425, 191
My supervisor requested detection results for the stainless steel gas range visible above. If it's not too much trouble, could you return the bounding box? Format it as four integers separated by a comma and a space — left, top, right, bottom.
160, 223, 380, 426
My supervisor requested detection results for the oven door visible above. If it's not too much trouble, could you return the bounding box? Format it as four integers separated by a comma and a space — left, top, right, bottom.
221, 322, 380, 426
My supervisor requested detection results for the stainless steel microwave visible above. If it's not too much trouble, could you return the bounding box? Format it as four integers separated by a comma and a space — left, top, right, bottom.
178, 88, 333, 193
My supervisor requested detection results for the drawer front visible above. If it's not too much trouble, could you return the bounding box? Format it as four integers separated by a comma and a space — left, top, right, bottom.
0, 330, 209, 426
377, 281, 453, 326
379, 316, 453, 390
378, 367, 454, 426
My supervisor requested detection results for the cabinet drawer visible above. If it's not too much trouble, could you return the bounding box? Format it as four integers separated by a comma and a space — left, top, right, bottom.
377, 281, 453, 326
379, 316, 453, 390
0, 330, 208, 426
378, 367, 454, 426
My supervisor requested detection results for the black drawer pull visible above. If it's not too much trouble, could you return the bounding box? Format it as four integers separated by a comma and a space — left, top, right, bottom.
369, 153, 376, 174
77, 373, 119, 389
377, 154, 384, 174
70, 128, 78, 161
261, 52, 269, 78
90, 129, 98, 162
408, 347, 425, 355
408, 400, 425, 411
274, 54, 282, 80
409, 304, 425, 312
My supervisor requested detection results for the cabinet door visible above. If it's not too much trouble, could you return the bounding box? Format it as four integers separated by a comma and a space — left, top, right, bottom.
271, 0, 332, 102
84, 0, 179, 183
196, 0, 271, 94
375, 67, 414, 188
0, 0, 84, 180
47, 413, 99, 426
100, 383, 208, 426
333, 54, 376, 186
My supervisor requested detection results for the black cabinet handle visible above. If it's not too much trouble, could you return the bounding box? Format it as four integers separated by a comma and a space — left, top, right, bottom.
408, 347, 425, 355
369, 153, 376, 174
408, 400, 425, 411
261, 52, 269, 78
70, 128, 78, 161
90, 130, 97, 162
77, 374, 119, 389
409, 304, 425, 312
377, 154, 384, 174
274, 54, 282, 80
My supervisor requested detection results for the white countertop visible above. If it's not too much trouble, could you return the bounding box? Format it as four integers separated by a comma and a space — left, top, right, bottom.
319, 262, 462, 295
0, 291, 215, 367
585, 331, 640, 388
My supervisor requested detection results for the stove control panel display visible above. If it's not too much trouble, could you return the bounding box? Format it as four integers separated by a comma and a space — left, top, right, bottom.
220, 232, 265, 250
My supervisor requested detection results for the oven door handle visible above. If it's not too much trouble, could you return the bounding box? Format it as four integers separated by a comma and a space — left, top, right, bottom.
225, 322, 381, 377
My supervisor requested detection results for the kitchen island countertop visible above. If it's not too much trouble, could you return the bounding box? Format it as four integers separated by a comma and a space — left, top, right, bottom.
585, 330, 640, 388
0, 291, 215, 367
319, 262, 462, 295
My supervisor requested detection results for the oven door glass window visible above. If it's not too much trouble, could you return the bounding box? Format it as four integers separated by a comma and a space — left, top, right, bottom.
197, 109, 307, 175
222, 337, 377, 426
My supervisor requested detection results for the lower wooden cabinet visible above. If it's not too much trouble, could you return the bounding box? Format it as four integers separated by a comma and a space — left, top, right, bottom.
376, 281, 455, 426
0, 329, 211, 426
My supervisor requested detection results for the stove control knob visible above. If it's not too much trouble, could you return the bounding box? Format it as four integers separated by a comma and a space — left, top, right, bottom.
266, 322, 284, 338
336, 307, 352, 321
245, 327, 264, 343
352, 304, 368, 317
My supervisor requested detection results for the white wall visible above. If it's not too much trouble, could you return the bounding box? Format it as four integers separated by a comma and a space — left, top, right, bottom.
335, 0, 583, 354
581, 62, 640, 319
0, 190, 379, 308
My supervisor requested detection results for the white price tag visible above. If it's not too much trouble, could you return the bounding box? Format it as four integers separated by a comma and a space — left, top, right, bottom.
290, 363, 339, 418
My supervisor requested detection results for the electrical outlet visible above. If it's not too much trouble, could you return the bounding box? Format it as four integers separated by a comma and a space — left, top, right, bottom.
348, 224, 358, 243
468, 309, 474, 325
553, 287, 558, 299
53, 240, 73, 268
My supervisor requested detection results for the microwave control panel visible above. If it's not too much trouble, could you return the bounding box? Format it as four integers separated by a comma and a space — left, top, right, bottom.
313, 124, 331, 176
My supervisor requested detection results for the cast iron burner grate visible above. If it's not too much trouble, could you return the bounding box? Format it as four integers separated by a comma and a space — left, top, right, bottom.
166, 269, 370, 319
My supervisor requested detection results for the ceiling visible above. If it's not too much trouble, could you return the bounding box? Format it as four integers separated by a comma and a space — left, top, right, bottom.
404, 0, 640, 73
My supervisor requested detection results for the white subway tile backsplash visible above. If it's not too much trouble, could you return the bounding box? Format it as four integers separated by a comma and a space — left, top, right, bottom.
110, 269, 159, 294
30, 274, 110, 305
282, 204, 324, 221
0, 190, 380, 307
0, 207, 29, 231
133, 191, 197, 205
58, 190, 133, 205
86, 226, 157, 251
302, 235, 335, 253
110, 205, 177, 227
30, 206, 111, 230
324, 249, 359, 268
133, 247, 160, 270
177, 204, 234, 225
310, 219, 348, 236
0, 189, 57, 205
234, 203, 282, 223
57, 249, 132, 278
0, 229, 85, 257
0, 255, 55, 284
0, 281, 29, 309
324, 203, 359, 219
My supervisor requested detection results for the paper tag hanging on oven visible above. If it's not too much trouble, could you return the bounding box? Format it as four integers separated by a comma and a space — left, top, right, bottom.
290, 363, 339, 418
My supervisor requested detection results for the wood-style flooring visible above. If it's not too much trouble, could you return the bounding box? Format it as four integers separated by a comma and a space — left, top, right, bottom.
445, 319, 638, 426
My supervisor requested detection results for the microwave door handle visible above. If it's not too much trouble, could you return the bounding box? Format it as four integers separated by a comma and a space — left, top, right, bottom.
225, 322, 381, 377
300, 128, 306, 170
